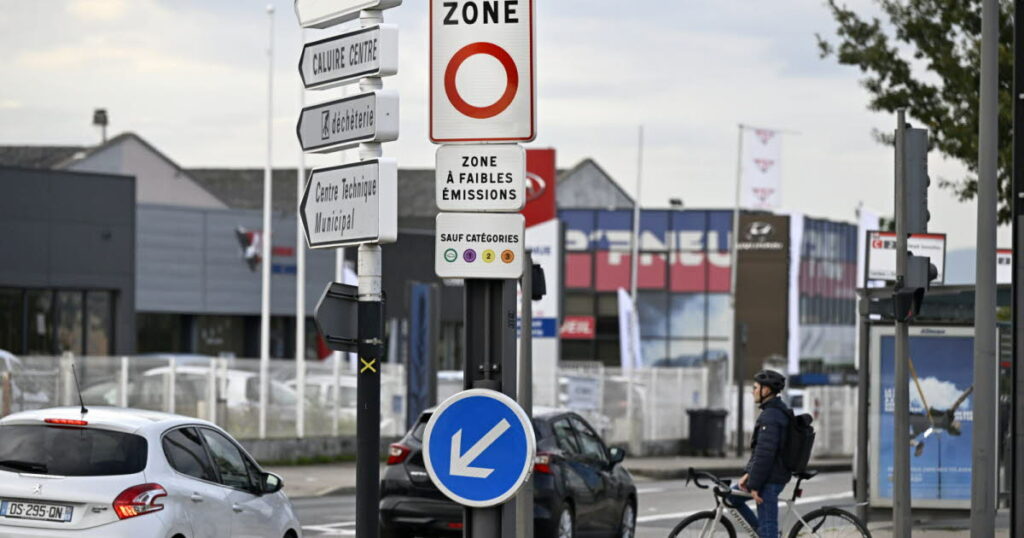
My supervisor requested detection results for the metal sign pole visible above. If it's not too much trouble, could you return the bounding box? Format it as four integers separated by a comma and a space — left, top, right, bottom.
356, 242, 383, 538
854, 232, 871, 523
972, 0, 1000, 533
1012, 0, 1024, 529
892, 110, 911, 537
517, 252, 534, 538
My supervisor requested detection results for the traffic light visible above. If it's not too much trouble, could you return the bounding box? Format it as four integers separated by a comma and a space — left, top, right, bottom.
892, 255, 939, 322
903, 127, 930, 235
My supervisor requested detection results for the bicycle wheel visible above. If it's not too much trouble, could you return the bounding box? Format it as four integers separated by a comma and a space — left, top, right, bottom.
668, 510, 737, 538
788, 507, 871, 538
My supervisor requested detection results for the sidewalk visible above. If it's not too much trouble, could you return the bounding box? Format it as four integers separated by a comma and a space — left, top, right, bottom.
268, 455, 853, 498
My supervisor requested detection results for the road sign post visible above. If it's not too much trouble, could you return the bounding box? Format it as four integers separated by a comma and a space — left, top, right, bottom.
295, 4, 400, 538
430, 2, 536, 535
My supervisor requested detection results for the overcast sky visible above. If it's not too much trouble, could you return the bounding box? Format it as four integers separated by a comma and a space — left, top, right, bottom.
0, 0, 1011, 250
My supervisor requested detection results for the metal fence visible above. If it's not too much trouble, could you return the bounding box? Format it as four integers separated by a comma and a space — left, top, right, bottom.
0, 355, 857, 457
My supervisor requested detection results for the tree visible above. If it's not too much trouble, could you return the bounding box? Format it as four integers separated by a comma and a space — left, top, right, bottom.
816, 0, 1014, 224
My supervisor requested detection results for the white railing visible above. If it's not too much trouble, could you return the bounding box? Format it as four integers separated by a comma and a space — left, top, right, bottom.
0, 355, 857, 456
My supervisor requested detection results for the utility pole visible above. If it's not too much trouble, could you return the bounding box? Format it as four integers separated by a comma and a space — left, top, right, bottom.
891, 110, 911, 537
1012, 0, 1024, 530
258, 3, 275, 440
972, 0, 999, 534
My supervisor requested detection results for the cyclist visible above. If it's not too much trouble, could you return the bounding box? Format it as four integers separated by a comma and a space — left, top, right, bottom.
727, 369, 791, 538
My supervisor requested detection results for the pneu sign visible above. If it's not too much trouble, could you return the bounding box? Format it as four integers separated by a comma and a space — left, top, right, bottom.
423, 389, 536, 507
430, 0, 535, 142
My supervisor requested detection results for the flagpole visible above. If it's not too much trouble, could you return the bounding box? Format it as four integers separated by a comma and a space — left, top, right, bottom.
630, 125, 644, 305
295, 27, 307, 440
731, 123, 744, 457
259, 3, 275, 440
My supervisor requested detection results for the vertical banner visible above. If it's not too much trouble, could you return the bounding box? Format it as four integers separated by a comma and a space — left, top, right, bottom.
735, 214, 790, 380
407, 283, 437, 430
618, 288, 642, 370
997, 249, 1012, 284
740, 127, 783, 209
521, 148, 560, 406
870, 325, 974, 509
787, 213, 803, 374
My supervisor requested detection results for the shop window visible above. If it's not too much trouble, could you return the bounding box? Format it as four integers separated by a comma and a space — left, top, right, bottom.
706, 293, 731, 338
641, 339, 668, 367
669, 339, 706, 367
595, 338, 621, 366
196, 316, 244, 358
561, 340, 593, 362
26, 291, 53, 355
669, 294, 706, 338
86, 291, 113, 356
564, 292, 594, 317
56, 291, 83, 355
637, 291, 667, 338
0, 289, 23, 353
137, 314, 184, 354
596, 293, 619, 317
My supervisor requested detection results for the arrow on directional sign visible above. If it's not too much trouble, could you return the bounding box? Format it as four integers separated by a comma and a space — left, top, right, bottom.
296, 90, 398, 154
294, 0, 402, 29
450, 419, 510, 479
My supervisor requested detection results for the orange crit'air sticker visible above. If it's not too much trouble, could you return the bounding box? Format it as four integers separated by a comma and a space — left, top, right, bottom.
482, 249, 496, 263
501, 250, 515, 264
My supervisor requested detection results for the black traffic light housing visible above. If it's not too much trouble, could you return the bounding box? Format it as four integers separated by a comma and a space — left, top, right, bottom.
892, 255, 939, 322
903, 128, 931, 235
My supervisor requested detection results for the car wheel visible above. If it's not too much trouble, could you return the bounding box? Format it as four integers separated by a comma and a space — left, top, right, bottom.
617, 500, 636, 538
554, 502, 575, 538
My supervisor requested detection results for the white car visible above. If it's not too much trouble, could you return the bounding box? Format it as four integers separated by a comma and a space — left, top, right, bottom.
0, 406, 302, 537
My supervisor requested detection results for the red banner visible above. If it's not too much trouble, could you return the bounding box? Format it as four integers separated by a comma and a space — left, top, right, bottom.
523, 149, 557, 227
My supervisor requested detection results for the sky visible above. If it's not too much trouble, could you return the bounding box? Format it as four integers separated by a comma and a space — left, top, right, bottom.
0, 0, 1012, 251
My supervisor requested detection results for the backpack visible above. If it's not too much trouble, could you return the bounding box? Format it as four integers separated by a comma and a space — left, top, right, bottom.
782, 409, 815, 473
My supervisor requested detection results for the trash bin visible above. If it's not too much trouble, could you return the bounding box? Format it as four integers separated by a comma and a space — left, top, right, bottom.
687, 409, 728, 457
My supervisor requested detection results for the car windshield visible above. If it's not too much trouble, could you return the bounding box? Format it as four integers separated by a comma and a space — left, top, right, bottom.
410, 414, 430, 441
0, 425, 147, 476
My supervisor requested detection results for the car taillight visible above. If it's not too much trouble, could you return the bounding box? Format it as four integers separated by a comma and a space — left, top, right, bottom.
447, 522, 464, 530
534, 452, 553, 474
387, 444, 410, 465
44, 418, 88, 426
113, 483, 166, 520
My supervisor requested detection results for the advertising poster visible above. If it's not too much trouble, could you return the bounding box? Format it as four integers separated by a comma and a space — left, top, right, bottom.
869, 326, 974, 509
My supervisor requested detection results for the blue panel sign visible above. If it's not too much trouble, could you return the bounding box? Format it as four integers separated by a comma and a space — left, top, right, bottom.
423, 389, 536, 507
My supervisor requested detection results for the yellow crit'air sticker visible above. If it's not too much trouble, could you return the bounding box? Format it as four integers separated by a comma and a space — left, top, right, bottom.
360, 358, 377, 373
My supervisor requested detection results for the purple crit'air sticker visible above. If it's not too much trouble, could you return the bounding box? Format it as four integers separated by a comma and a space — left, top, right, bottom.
463, 249, 477, 263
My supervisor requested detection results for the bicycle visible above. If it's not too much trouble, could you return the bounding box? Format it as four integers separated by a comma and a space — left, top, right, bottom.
668, 468, 871, 537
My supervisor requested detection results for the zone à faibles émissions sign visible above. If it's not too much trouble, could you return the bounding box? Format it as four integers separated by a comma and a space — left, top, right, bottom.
436, 144, 524, 212
300, 159, 398, 249
430, 0, 535, 142
436, 213, 525, 279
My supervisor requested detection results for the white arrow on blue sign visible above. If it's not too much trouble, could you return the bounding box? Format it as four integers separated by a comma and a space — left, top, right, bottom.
423, 389, 536, 507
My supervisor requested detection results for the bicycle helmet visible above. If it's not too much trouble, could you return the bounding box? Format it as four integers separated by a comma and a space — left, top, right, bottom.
753, 369, 786, 394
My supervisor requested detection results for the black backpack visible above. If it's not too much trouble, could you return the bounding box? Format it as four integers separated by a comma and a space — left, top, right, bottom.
782, 410, 815, 473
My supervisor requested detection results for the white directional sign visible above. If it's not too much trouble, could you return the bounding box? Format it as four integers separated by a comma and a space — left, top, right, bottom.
436, 144, 525, 212
430, 0, 535, 143
299, 25, 398, 90
296, 90, 399, 154
300, 159, 397, 249
436, 213, 525, 279
294, 0, 402, 29
423, 389, 536, 507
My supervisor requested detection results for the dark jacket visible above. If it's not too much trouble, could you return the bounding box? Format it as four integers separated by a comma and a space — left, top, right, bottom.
745, 396, 791, 491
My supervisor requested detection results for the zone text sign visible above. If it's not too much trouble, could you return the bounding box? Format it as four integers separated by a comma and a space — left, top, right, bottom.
436, 144, 524, 212
294, 0, 402, 29
299, 25, 398, 90
300, 159, 398, 249
297, 90, 399, 154
430, 0, 535, 143
436, 212, 524, 279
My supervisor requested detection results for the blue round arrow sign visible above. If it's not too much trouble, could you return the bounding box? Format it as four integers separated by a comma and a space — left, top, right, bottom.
422, 389, 536, 507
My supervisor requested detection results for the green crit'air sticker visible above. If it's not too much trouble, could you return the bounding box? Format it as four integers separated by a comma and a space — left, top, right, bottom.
444, 248, 458, 263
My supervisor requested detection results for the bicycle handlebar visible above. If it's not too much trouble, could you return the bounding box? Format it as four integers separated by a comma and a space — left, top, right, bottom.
686, 467, 730, 490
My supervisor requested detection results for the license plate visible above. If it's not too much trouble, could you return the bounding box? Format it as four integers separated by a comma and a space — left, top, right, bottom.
0, 500, 73, 522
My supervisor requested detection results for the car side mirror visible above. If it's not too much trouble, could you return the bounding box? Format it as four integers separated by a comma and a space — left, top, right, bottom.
608, 446, 626, 466
262, 472, 284, 495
